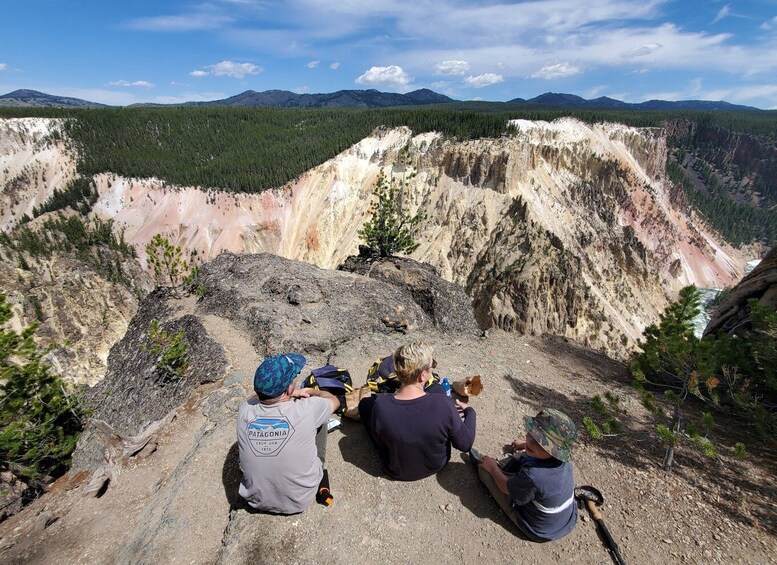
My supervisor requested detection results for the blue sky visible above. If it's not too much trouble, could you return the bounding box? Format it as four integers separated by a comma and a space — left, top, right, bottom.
1, 0, 776, 108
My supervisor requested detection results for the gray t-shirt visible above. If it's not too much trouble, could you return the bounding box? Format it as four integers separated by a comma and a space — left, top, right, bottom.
237, 395, 332, 514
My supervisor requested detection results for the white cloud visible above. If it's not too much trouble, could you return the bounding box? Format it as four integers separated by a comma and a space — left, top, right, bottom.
435, 60, 470, 76
190, 61, 262, 79
463, 73, 504, 88
0, 63, 7, 71
398, 19, 775, 80
531, 62, 582, 79
586, 85, 607, 98
210, 61, 261, 78
355, 65, 411, 88
126, 9, 232, 32
761, 16, 777, 30
621, 42, 662, 59
116, 1, 777, 90
293, 86, 310, 93
330, 62, 341, 70
108, 80, 155, 88
307, 60, 320, 69
712, 5, 730, 24
298, 0, 664, 46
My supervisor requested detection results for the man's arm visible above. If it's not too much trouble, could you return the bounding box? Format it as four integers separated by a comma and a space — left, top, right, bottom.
290, 388, 340, 414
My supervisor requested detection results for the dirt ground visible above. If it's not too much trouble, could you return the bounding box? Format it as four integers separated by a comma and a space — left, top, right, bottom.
0, 329, 775, 564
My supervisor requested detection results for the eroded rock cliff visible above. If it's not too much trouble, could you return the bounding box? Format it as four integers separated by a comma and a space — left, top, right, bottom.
0, 242, 151, 386
0, 118, 76, 230
0, 118, 749, 365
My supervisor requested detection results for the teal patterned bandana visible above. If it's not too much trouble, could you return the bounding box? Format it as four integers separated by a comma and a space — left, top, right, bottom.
253, 353, 307, 398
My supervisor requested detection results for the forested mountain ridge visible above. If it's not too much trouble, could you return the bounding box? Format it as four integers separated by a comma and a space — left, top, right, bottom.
179, 88, 454, 108
0, 89, 107, 109
513, 92, 758, 111
42, 105, 777, 246
664, 120, 777, 246
1, 87, 768, 111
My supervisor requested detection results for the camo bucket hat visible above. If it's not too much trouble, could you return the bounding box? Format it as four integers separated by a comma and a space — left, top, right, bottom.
523, 409, 578, 462
253, 353, 307, 398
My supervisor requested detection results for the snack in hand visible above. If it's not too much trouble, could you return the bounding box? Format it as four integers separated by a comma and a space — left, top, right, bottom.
452, 375, 483, 397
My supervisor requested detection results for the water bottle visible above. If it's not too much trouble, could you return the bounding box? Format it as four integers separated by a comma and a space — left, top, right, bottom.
441, 377, 452, 398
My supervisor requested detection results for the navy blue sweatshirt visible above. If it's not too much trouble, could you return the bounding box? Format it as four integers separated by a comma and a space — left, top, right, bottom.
367, 393, 476, 480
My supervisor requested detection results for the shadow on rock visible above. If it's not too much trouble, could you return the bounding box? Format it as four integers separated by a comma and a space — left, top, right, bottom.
336, 419, 383, 477
222, 441, 262, 513
222, 442, 243, 510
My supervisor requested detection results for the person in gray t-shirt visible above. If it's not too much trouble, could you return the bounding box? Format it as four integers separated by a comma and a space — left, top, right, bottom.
237, 353, 339, 514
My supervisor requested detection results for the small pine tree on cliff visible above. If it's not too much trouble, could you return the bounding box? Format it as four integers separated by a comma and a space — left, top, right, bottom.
0, 294, 84, 490
145, 234, 200, 296
359, 169, 425, 257
630, 286, 720, 471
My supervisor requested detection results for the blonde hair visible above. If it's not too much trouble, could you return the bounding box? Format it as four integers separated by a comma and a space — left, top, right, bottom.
393, 341, 434, 386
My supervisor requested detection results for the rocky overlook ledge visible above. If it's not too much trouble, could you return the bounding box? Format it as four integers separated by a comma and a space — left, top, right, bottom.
0, 253, 774, 564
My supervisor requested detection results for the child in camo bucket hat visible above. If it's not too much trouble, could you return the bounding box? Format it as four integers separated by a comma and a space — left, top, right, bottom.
523, 408, 578, 462
473, 407, 578, 542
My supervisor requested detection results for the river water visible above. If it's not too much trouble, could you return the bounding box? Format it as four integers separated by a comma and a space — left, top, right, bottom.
692, 258, 762, 337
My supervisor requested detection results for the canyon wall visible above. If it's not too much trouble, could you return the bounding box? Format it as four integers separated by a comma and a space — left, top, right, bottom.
0, 118, 76, 230
0, 118, 749, 372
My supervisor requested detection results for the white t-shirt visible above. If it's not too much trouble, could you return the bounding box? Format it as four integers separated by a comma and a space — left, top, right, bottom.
237, 395, 332, 514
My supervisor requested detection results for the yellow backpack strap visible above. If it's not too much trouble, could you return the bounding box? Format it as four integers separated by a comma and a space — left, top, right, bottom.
302, 373, 320, 390
425, 372, 441, 387
366, 358, 382, 392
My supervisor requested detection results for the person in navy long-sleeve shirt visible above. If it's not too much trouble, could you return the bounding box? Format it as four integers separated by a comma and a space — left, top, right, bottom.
359, 342, 476, 480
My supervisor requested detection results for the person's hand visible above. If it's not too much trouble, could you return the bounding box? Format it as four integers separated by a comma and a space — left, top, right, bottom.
511, 438, 527, 452
290, 388, 311, 399
455, 399, 469, 412
480, 455, 499, 471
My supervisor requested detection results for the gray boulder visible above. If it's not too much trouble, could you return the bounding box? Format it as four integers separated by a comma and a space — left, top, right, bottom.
195, 252, 439, 355
72, 287, 228, 473
338, 249, 478, 334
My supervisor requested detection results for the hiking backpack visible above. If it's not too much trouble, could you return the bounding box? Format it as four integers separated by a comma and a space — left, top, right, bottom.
302, 365, 353, 415
365, 355, 441, 393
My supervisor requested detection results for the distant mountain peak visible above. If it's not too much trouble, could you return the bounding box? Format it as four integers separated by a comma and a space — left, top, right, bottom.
0, 89, 107, 108
519, 92, 758, 111
4, 89, 49, 97
0, 88, 761, 111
